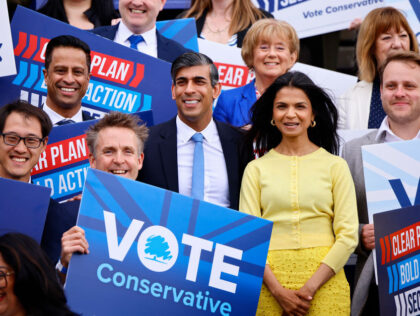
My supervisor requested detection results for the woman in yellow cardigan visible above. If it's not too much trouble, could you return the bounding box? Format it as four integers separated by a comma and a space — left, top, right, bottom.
240, 71, 358, 315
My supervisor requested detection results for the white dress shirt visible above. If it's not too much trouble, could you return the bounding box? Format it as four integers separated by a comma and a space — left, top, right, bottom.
375, 116, 420, 143
176, 116, 230, 208
114, 22, 158, 58
42, 102, 83, 126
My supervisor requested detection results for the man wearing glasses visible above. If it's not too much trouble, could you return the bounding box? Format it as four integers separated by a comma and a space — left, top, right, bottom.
0, 100, 51, 183
0, 100, 65, 262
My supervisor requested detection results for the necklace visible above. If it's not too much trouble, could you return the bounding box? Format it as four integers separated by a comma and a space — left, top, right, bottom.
204, 19, 229, 34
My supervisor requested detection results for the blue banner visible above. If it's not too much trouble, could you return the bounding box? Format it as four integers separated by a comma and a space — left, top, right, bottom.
0, 177, 51, 243
374, 205, 420, 316
156, 18, 199, 52
0, 6, 176, 124
65, 169, 272, 315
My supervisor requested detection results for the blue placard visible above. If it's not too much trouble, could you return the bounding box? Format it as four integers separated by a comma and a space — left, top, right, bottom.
31, 111, 153, 202
65, 169, 272, 315
156, 18, 198, 52
0, 6, 176, 124
374, 205, 420, 316
0, 177, 51, 243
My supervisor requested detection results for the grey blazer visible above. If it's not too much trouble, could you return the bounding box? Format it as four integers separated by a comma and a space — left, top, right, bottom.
342, 130, 382, 315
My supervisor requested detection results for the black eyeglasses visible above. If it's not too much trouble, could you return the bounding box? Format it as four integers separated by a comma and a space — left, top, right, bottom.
0, 270, 14, 289
1, 133, 45, 149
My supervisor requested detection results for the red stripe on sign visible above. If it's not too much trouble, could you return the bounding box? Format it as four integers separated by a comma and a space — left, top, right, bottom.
22, 34, 38, 59
33, 37, 50, 63
90, 51, 135, 85
129, 63, 145, 87
390, 222, 420, 261
380, 238, 386, 265
31, 134, 89, 175
385, 236, 391, 264
215, 62, 250, 88
14, 32, 27, 56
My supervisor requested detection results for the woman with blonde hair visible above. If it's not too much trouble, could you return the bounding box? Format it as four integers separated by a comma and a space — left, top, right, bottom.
179, 0, 272, 47
214, 19, 299, 129
338, 7, 418, 129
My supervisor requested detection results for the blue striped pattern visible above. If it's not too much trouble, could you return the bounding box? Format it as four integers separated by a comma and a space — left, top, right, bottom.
156, 18, 198, 52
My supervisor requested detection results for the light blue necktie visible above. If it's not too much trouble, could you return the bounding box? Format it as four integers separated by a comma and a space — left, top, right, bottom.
128, 35, 144, 50
191, 133, 204, 200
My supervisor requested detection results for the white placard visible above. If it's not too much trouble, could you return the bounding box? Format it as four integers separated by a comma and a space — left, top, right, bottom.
254, 0, 385, 38
386, 0, 420, 47
0, 2, 17, 77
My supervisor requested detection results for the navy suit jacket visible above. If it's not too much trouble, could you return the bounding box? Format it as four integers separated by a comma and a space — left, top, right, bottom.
138, 118, 244, 210
91, 23, 190, 63
41, 199, 80, 263
213, 81, 256, 127
82, 110, 95, 121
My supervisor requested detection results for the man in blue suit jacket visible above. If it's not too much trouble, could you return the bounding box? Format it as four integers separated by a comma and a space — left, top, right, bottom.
139, 52, 244, 210
92, 0, 189, 63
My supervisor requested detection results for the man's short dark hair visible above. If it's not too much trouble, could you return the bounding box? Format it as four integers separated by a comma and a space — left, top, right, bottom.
0, 100, 53, 138
44, 35, 91, 71
86, 112, 149, 157
171, 52, 219, 87
379, 51, 420, 83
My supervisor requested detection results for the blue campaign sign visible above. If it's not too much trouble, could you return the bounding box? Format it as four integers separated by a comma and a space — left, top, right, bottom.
65, 169, 272, 316
374, 205, 420, 316
156, 18, 199, 52
31, 111, 153, 202
0, 6, 176, 124
0, 177, 51, 243
362, 139, 420, 223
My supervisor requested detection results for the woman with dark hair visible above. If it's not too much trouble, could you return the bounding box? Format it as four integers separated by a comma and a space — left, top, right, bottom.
38, 0, 119, 29
240, 72, 358, 315
0, 233, 76, 316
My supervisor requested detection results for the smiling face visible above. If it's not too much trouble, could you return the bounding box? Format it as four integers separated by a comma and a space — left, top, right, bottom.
119, 0, 166, 34
172, 65, 221, 131
375, 27, 410, 67
43, 46, 90, 117
272, 87, 314, 140
252, 36, 297, 83
381, 60, 420, 127
89, 127, 143, 180
0, 112, 47, 183
0, 254, 24, 316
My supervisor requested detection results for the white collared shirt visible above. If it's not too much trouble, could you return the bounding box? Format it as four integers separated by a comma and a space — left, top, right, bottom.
114, 22, 158, 58
375, 116, 420, 143
43, 102, 83, 126
176, 116, 230, 208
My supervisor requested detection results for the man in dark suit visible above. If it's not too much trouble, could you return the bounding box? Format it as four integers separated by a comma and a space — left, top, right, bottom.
42, 35, 95, 125
92, 0, 189, 63
139, 52, 243, 210
342, 51, 420, 316
0, 100, 64, 261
